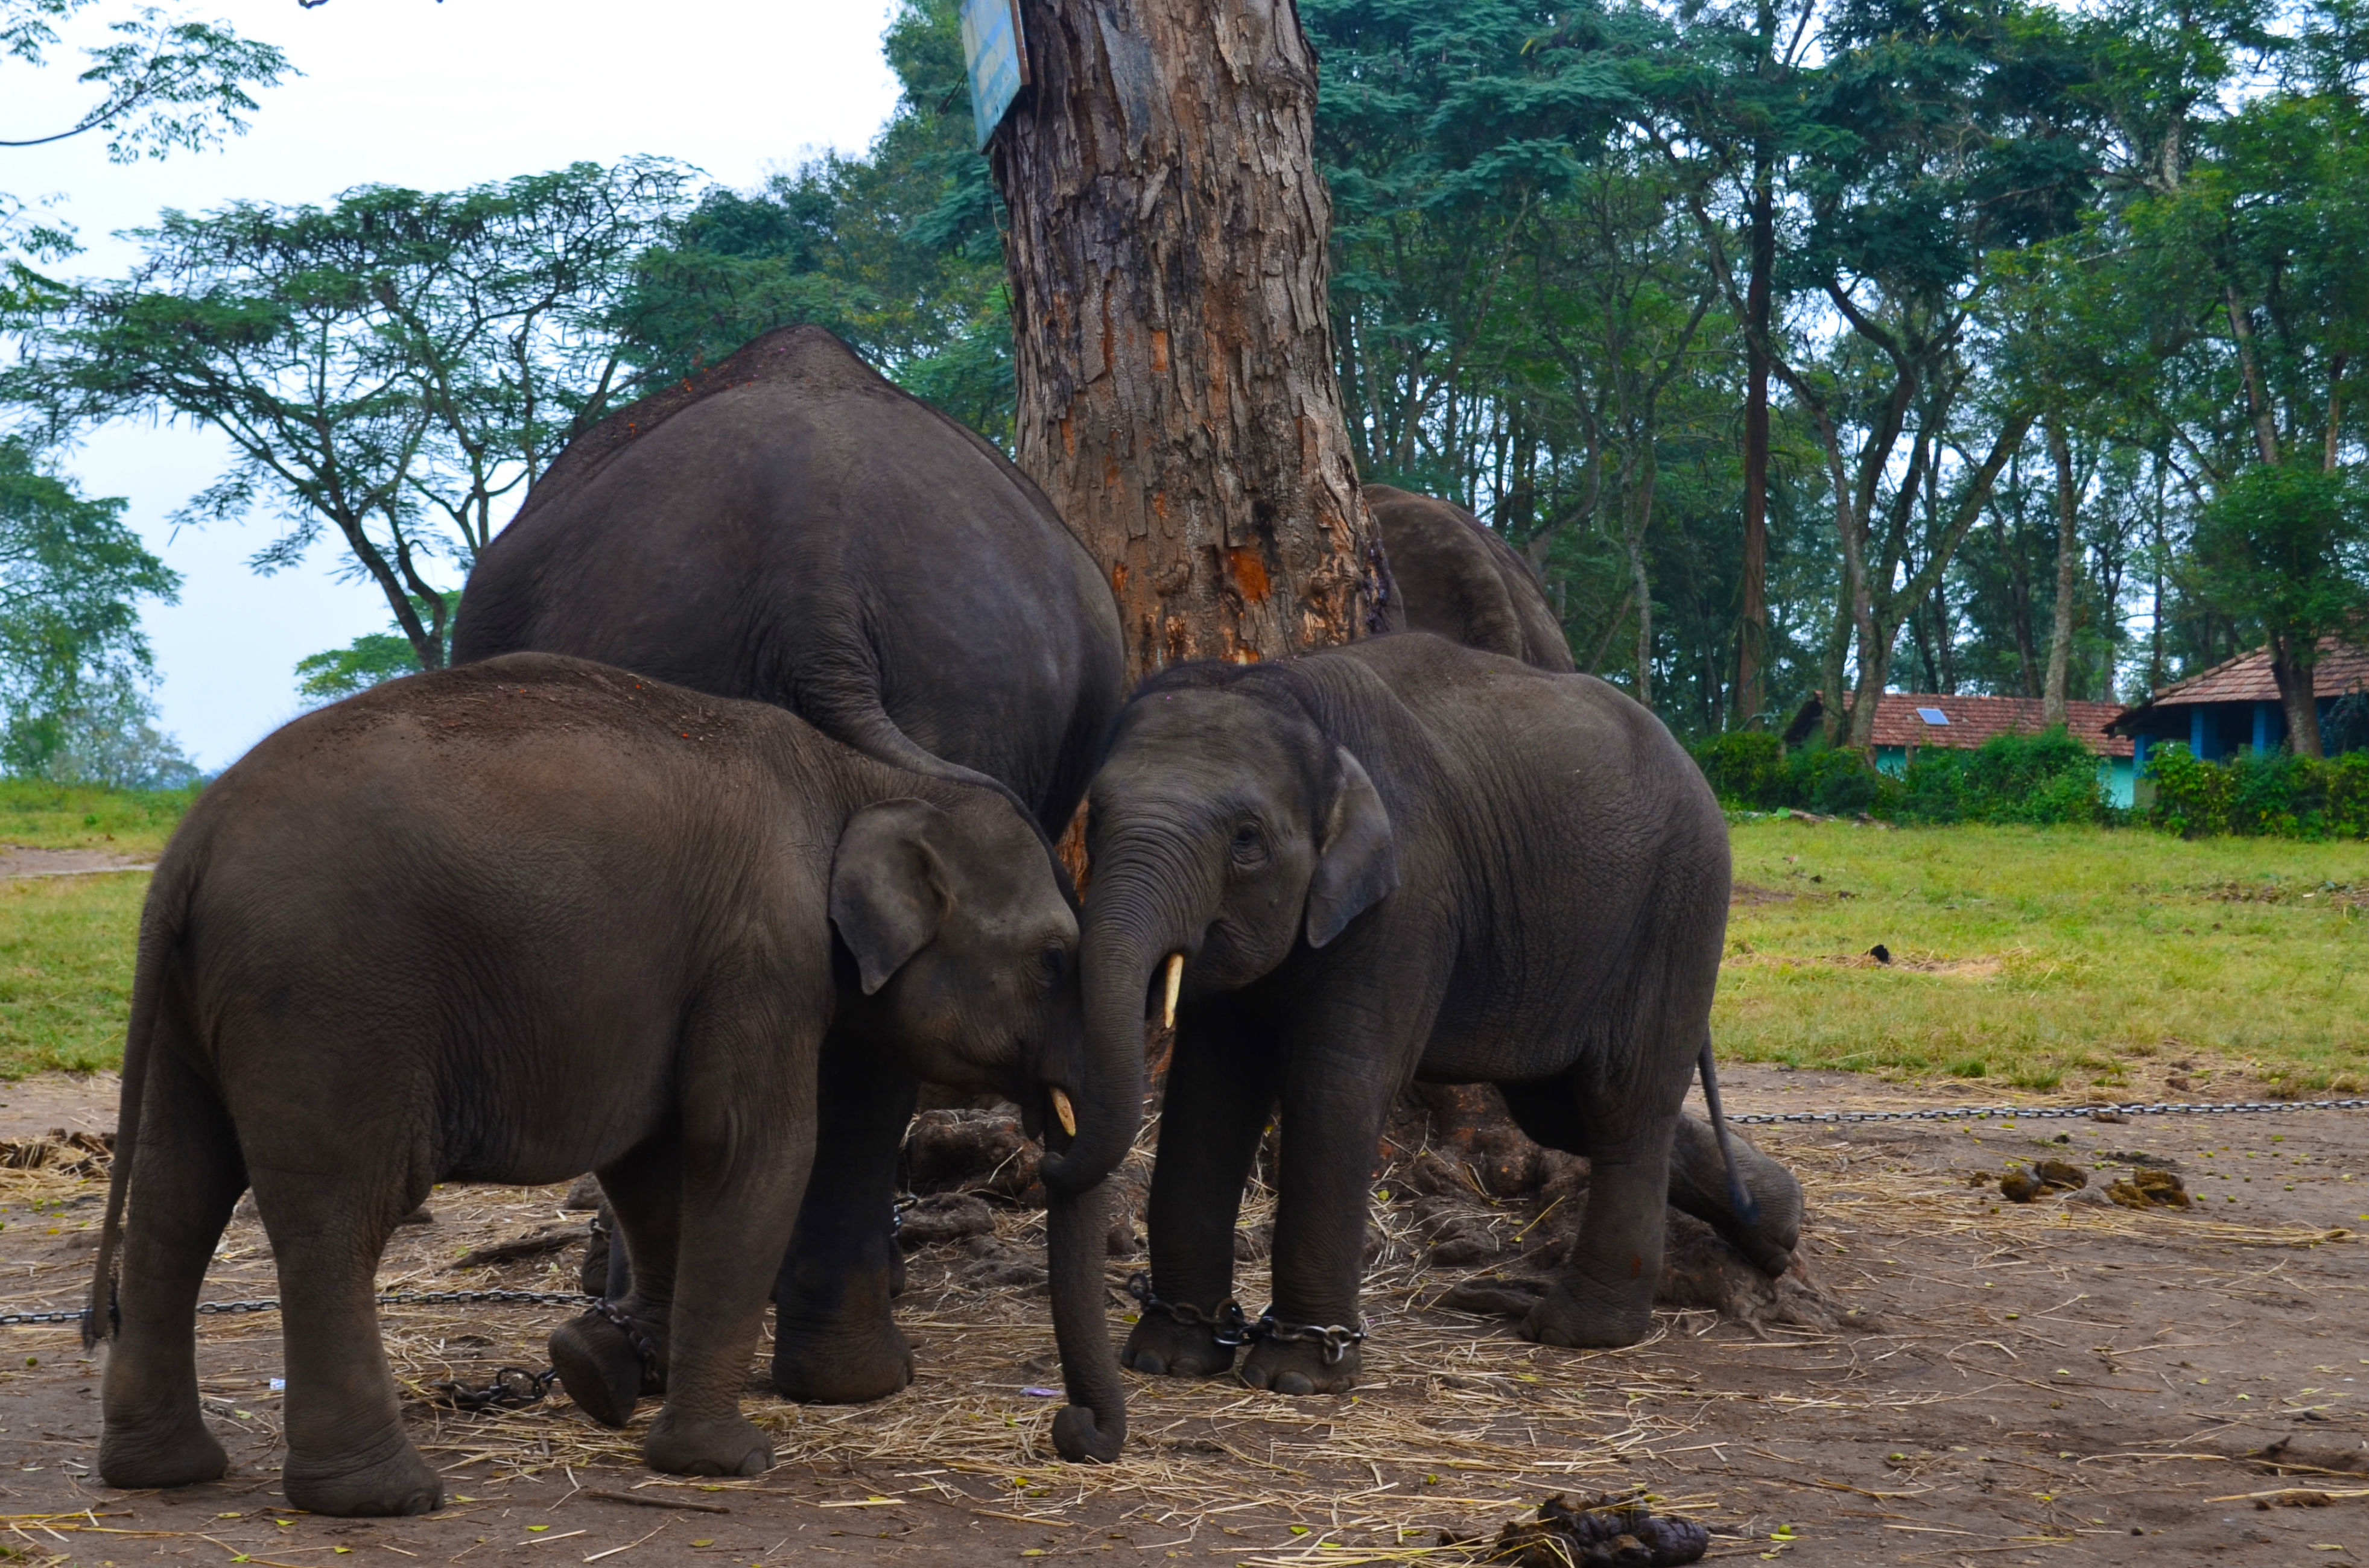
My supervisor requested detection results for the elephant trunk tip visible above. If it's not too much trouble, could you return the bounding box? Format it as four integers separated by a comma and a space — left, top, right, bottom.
1051, 1403, 1124, 1463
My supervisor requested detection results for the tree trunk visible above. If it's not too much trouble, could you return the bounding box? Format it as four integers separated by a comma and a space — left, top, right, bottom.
990, 0, 1394, 684
2043, 417, 2078, 726
1735, 141, 1774, 730
2272, 633, 2326, 757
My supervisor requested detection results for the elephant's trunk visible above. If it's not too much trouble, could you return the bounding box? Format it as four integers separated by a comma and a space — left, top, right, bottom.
1038, 888, 1169, 1196
1045, 1177, 1124, 1462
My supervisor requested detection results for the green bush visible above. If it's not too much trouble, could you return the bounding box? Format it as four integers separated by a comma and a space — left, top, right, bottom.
1693, 730, 1787, 806
1895, 728, 2107, 826
2144, 742, 2369, 838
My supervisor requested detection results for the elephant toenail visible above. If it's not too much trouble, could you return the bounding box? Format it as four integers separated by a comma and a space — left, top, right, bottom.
1275, 1372, 1315, 1396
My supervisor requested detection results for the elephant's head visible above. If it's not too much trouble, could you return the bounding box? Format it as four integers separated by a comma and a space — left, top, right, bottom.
828, 791, 1124, 1461
1059, 662, 1400, 1202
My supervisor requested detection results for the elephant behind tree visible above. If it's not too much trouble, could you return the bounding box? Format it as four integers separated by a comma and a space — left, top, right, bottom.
86, 656, 1124, 1517
451, 325, 1124, 1411
1363, 485, 1573, 672
1061, 633, 1800, 1402
451, 323, 1123, 842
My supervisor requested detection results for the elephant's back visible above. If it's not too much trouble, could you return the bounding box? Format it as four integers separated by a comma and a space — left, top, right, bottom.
1365, 487, 1571, 673
452, 327, 1121, 810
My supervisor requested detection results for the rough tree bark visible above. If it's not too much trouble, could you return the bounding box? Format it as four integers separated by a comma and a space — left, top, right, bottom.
2042, 417, 2078, 726
988, 0, 1395, 684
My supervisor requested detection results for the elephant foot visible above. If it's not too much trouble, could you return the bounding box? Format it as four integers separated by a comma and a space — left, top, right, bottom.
1121, 1307, 1242, 1379
97, 1408, 229, 1491
644, 1409, 771, 1478
282, 1435, 441, 1517
1730, 1145, 1804, 1274
550, 1309, 664, 1429
770, 1316, 914, 1404
1520, 1277, 1655, 1349
1238, 1336, 1362, 1396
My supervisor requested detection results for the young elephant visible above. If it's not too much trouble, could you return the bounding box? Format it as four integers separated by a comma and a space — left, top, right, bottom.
1067, 633, 1800, 1397
86, 654, 1123, 1517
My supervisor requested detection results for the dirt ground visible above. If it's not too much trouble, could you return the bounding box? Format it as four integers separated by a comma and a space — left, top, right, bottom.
3, 1062, 2365, 1567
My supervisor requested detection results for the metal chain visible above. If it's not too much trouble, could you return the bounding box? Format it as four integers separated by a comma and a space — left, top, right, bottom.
434, 1365, 562, 1412
1723, 1097, 2369, 1126
1126, 1272, 1252, 1346
1252, 1310, 1368, 1365
1, 1288, 595, 1329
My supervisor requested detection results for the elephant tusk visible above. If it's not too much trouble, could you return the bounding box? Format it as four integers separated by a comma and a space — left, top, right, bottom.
1161, 951, 1184, 1031
1049, 1086, 1078, 1139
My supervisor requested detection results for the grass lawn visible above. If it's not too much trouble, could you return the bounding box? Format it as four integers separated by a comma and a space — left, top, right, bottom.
1719, 818, 2369, 1093
0, 789, 2362, 1092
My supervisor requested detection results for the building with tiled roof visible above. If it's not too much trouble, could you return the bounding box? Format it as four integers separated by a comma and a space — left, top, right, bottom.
1782, 691, 2140, 803
2107, 636, 2369, 763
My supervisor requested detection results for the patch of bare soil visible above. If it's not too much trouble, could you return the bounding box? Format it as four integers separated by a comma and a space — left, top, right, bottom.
4, 1066, 2367, 1566
0, 846, 154, 880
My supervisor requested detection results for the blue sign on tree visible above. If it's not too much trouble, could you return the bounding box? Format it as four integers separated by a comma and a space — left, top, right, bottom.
960, 0, 1029, 151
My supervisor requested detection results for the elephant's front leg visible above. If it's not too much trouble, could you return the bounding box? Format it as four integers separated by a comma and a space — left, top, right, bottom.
1125, 1002, 1273, 1379
1239, 1049, 1394, 1397
769, 1038, 918, 1403
644, 1070, 816, 1479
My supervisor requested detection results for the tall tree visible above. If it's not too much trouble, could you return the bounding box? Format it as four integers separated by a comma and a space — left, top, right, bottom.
989, 0, 1392, 680
5, 161, 690, 672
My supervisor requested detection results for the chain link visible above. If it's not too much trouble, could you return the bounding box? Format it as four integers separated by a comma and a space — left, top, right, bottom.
434, 1365, 562, 1412
1252, 1310, 1368, 1365
1126, 1272, 1252, 1346
1722, 1097, 2369, 1126
1, 1288, 595, 1329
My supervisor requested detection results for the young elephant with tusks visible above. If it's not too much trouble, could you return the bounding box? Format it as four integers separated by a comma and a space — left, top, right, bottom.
1070, 633, 1801, 1397
86, 654, 1124, 1517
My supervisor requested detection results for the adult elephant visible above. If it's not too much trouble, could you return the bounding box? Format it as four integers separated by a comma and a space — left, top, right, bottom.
452, 323, 1121, 842
1363, 485, 1573, 672
1062, 634, 1801, 1398
451, 326, 1123, 1412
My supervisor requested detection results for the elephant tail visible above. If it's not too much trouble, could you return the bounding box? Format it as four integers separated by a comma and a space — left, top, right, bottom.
1696, 1034, 1760, 1230
84, 858, 191, 1350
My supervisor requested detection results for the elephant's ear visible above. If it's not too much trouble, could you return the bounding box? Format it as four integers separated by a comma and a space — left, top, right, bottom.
1306, 747, 1398, 949
831, 799, 950, 994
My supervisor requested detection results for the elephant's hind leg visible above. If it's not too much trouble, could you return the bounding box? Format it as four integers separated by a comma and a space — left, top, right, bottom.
252, 1155, 441, 1516
551, 1134, 680, 1429
98, 1045, 244, 1491
769, 1040, 916, 1405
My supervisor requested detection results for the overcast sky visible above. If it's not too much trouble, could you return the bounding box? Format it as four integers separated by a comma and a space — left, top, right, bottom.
7, 0, 903, 769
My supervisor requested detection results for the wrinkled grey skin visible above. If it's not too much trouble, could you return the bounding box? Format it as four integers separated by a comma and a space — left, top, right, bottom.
1365, 486, 1574, 672
85, 655, 1124, 1517
1068, 634, 1802, 1400
452, 324, 1122, 842
451, 325, 1124, 1412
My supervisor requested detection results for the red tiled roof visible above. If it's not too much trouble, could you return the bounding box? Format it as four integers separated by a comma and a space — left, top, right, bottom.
2126, 636, 2369, 708
1866, 694, 2134, 758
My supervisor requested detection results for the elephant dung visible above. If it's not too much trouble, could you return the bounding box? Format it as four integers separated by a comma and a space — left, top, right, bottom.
1999, 1159, 2088, 1203
2107, 1166, 2193, 1209
898, 1192, 996, 1250
902, 1108, 1043, 1204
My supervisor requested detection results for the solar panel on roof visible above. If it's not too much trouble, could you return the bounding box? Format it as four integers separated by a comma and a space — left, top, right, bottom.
1916, 707, 1950, 726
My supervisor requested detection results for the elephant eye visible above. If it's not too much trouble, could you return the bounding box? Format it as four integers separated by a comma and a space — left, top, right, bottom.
1037, 943, 1068, 988
1229, 820, 1267, 865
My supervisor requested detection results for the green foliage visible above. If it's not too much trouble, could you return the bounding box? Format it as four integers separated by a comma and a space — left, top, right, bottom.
1693, 730, 1787, 805
1894, 730, 2110, 826
294, 633, 420, 704
3, 161, 693, 667
614, 0, 1015, 440
0, 0, 291, 166
2187, 463, 2369, 656
0, 437, 186, 782
2145, 741, 2369, 838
